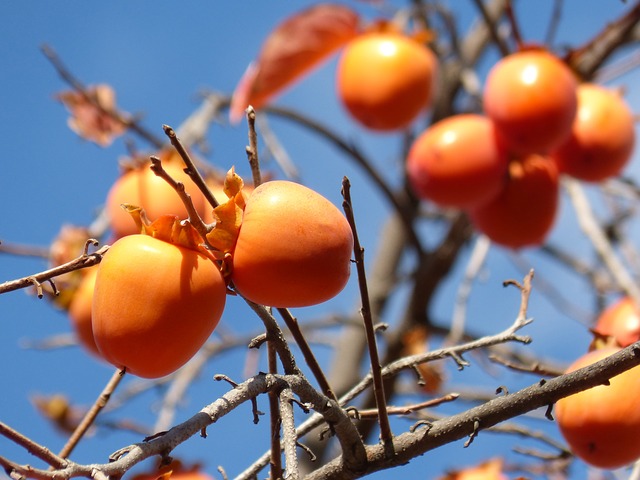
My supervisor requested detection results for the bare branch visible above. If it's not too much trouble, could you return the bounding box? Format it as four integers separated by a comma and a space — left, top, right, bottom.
0, 244, 108, 296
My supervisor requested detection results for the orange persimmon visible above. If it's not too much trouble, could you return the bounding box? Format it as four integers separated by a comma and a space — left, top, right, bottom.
551, 83, 635, 182
106, 152, 206, 239
556, 347, 640, 469
593, 297, 640, 348
92, 217, 226, 378
468, 155, 559, 249
230, 180, 353, 307
406, 114, 509, 208
336, 31, 438, 131
68, 266, 101, 358
483, 49, 577, 155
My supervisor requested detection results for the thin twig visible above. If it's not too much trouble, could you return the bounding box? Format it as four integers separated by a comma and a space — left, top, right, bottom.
267, 341, 283, 480
543, 0, 563, 47
0, 245, 108, 296
57, 368, 126, 460
149, 156, 211, 243
162, 125, 220, 209
341, 177, 394, 455
255, 113, 300, 181
277, 308, 337, 402
0, 241, 50, 258
448, 234, 491, 345
0, 423, 67, 469
353, 393, 460, 419
471, 0, 510, 55
279, 389, 299, 480
488, 354, 564, 378
504, 0, 524, 50
242, 299, 300, 376
41, 44, 164, 149
245, 106, 262, 188
565, 178, 640, 304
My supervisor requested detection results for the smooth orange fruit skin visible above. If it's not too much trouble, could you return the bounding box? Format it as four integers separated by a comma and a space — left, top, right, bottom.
556, 347, 640, 469
594, 297, 640, 348
336, 32, 438, 131
483, 50, 577, 155
92, 234, 226, 378
106, 161, 206, 239
468, 155, 559, 249
551, 83, 635, 182
231, 180, 353, 308
439, 457, 507, 480
406, 114, 509, 208
68, 266, 101, 358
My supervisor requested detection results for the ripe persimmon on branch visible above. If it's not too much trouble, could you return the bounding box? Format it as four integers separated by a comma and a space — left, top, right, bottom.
2, 2, 640, 480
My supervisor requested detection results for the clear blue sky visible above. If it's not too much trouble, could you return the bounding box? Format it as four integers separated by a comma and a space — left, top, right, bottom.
1, 2, 639, 479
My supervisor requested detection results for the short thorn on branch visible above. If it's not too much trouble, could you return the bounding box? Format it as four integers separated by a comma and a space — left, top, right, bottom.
82, 238, 100, 256
409, 419, 433, 434
213, 374, 239, 388
545, 404, 555, 421
296, 441, 317, 462
464, 418, 481, 448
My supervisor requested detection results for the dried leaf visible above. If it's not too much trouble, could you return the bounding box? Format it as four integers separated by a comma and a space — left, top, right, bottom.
230, 3, 360, 122
56, 84, 127, 146
205, 168, 250, 252
206, 200, 244, 253
402, 325, 445, 394
32, 394, 83, 434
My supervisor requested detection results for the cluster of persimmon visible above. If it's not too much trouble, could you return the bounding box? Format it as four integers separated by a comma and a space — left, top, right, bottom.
60, 150, 354, 378
407, 48, 635, 249
555, 297, 640, 469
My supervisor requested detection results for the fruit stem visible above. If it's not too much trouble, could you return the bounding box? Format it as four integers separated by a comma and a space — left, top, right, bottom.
341, 177, 394, 456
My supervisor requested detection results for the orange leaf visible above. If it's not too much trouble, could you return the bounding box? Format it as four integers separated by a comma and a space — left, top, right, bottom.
230, 3, 360, 123
56, 84, 127, 146
223, 166, 249, 209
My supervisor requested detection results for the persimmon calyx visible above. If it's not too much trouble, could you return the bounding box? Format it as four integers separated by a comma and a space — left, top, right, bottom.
120, 204, 205, 253
205, 168, 248, 253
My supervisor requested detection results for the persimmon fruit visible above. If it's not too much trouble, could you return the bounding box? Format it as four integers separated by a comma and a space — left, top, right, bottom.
336, 31, 437, 131
555, 347, 640, 469
593, 296, 640, 348
468, 155, 559, 248
406, 114, 509, 208
92, 225, 226, 378
483, 49, 577, 155
106, 156, 206, 239
551, 83, 635, 182
438, 457, 507, 480
230, 180, 353, 307
130, 460, 215, 480
68, 266, 101, 358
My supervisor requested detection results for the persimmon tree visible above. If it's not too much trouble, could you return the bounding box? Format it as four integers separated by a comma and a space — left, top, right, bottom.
1, 2, 640, 480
